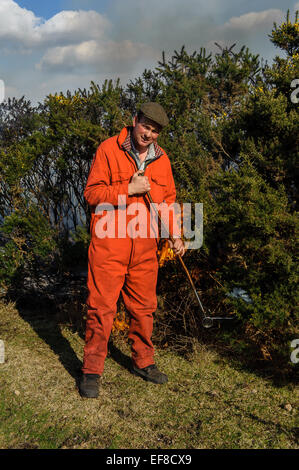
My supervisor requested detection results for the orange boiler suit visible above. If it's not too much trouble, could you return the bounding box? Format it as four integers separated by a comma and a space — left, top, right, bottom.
82, 126, 178, 375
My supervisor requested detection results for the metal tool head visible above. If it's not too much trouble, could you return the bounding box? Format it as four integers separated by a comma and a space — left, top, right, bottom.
202, 316, 214, 329
200, 304, 234, 329
201, 313, 235, 328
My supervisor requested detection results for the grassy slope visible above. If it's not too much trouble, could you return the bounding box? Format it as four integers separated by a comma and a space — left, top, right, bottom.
0, 301, 298, 449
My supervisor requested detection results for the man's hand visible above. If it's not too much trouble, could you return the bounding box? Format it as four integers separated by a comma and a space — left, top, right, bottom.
128, 170, 151, 196
169, 238, 186, 257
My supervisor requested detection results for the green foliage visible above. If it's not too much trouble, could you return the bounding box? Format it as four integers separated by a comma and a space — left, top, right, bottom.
269, 9, 299, 56
0, 205, 57, 290
209, 162, 298, 331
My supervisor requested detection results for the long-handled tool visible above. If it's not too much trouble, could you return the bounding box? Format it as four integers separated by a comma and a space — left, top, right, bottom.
142, 176, 233, 328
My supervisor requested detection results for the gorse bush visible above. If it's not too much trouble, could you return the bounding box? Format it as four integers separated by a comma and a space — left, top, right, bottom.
0, 12, 298, 361
0, 204, 57, 290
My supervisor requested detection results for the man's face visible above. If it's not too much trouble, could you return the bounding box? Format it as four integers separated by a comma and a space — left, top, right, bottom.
132, 115, 161, 152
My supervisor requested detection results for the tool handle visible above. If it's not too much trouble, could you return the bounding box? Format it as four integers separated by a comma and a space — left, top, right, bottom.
145, 189, 206, 315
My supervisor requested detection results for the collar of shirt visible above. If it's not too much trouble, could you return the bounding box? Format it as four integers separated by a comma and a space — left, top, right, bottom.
130, 136, 156, 171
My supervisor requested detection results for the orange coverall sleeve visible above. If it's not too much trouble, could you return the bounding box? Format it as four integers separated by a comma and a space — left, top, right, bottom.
84, 145, 129, 208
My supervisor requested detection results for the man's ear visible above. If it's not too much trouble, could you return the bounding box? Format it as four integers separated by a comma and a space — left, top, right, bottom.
132, 115, 137, 127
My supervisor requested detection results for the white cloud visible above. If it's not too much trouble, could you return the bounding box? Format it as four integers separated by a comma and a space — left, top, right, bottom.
0, 0, 41, 46
36, 10, 109, 46
204, 8, 285, 57
37, 39, 158, 73
0, 0, 158, 74
221, 9, 284, 33
0, 0, 110, 49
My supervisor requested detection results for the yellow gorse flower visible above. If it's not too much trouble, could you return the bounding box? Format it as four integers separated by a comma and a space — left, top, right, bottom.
157, 241, 175, 267
112, 311, 129, 334
48, 93, 85, 106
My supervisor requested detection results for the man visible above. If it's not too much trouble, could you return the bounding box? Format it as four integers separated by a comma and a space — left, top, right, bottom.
79, 102, 185, 398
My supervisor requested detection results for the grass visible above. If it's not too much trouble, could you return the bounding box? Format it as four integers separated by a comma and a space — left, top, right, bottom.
0, 300, 298, 449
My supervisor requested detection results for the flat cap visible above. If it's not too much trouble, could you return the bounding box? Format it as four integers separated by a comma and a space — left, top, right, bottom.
139, 102, 169, 128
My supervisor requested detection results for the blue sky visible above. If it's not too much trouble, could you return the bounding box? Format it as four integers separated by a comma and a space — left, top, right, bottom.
1, 0, 298, 103
17, 0, 111, 18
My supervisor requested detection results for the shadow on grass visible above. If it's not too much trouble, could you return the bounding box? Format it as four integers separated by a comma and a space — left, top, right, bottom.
15, 297, 83, 388
107, 340, 132, 372
13, 294, 133, 387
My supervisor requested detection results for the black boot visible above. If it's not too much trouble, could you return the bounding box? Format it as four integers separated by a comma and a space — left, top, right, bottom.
131, 364, 168, 384
79, 374, 100, 398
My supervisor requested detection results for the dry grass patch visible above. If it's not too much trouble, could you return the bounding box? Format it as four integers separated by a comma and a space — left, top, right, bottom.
0, 301, 298, 449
